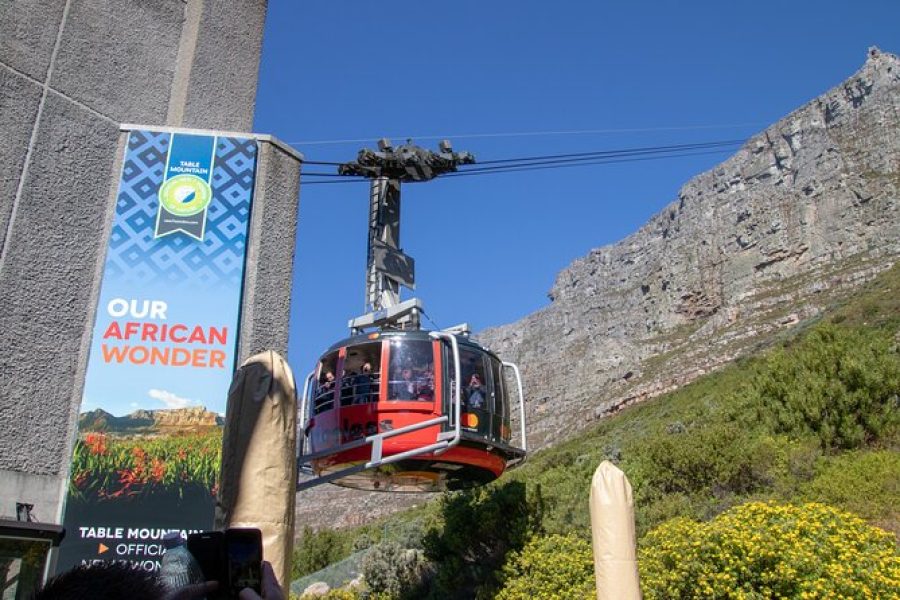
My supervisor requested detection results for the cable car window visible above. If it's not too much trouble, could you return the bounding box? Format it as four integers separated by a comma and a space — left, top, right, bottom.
490, 357, 511, 441
388, 339, 434, 402
341, 342, 382, 405
490, 357, 505, 416
314, 351, 339, 414
460, 348, 488, 410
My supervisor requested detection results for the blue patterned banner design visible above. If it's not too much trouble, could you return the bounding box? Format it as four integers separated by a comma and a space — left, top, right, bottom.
56, 130, 258, 574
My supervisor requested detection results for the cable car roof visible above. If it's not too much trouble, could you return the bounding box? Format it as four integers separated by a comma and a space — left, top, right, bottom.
320, 329, 501, 361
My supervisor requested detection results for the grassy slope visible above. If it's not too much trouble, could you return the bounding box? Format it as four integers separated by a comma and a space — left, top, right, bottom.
293, 262, 900, 587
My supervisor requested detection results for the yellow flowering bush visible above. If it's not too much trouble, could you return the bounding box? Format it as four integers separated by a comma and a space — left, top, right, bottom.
639, 501, 900, 599
496, 534, 594, 600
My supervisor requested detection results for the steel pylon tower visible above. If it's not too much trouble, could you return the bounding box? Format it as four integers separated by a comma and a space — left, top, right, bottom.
339, 139, 474, 331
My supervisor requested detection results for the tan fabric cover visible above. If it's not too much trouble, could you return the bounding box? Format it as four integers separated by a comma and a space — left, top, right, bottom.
216, 351, 298, 588
589, 460, 642, 599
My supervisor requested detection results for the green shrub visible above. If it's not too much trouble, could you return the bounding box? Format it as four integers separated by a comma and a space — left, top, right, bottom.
350, 533, 375, 552
423, 481, 538, 599
639, 501, 900, 599
496, 534, 594, 600
746, 324, 899, 449
361, 542, 430, 599
799, 450, 900, 535
638, 423, 775, 498
292, 526, 353, 580
381, 516, 429, 550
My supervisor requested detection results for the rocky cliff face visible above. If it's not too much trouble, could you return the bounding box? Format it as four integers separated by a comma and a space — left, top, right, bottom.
478, 48, 900, 450
295, 49, 899, 530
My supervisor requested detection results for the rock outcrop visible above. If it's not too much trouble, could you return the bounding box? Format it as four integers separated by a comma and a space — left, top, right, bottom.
478, 48, 900, 449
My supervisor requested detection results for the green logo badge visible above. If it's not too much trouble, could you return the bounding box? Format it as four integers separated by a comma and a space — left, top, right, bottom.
158, 175, 212, 217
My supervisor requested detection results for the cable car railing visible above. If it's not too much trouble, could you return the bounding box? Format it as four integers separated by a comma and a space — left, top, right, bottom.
502, 361, 528, 466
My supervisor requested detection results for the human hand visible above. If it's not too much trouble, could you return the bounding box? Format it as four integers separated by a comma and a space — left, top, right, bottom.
238, 562, 285, 600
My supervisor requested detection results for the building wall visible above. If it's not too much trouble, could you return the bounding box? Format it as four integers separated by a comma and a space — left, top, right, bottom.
0, 0, 299, 524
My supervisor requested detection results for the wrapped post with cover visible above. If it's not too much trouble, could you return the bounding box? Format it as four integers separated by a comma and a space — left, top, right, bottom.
216, 351, 298, 588
589, 460, 641, 599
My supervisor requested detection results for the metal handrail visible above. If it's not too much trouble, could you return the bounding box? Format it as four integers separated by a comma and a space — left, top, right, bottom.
297, 371, 316, 468
296, 414, 450, 490
300, 414, 449, 462
299, 371, 314, 428
429, 331, 461, 448
502, 361, 527, 454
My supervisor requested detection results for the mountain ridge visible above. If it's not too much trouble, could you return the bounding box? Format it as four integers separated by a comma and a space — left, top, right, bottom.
477, 46, 900, 449
78, 406, 223, 434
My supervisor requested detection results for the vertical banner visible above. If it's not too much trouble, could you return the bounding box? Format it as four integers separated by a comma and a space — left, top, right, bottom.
56, 129, 258, 573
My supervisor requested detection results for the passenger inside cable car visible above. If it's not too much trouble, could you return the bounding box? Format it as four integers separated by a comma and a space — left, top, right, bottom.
352, 362, 376, 404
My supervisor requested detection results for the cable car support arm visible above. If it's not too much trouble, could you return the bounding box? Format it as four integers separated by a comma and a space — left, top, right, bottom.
340, 139, 475, 333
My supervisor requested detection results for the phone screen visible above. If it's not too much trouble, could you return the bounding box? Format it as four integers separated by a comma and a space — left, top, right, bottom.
226, 528, 262, 596
187, 531, 226, 599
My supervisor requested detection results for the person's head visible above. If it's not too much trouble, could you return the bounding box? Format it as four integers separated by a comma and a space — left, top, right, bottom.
362, 362, 372, 373
401, 368, 412, 380
31, 562, 166, 600
324, 371, 334, 382
470, 373, 481, 385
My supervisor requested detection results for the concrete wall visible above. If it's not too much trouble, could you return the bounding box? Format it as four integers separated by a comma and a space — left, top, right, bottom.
238, 139, 303, 360
0, 0, 299, 524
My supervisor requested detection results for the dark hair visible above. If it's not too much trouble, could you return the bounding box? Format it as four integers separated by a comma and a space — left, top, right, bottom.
31, 562, 166, 600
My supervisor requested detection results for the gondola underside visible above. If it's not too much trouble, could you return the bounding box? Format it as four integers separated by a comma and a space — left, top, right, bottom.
311, 437, 525, 492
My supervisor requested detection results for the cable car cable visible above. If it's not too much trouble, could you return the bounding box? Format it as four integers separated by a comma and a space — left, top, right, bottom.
441, 148, 737, 179
299, 179, 369, 185
418, 308, 443, 332
450, 144, 742, 175
301, 171, 364, 177
285, 121, 764, 146
299, 146, 738, 184
299, 138, 744, 181
472, 139, 744, 166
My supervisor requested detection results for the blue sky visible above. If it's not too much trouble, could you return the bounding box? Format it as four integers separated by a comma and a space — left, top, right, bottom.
253, 1, 899, 376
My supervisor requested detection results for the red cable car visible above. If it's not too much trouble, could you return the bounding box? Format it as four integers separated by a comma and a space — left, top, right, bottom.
297, 139, 527, 492
299, 327, 526, 492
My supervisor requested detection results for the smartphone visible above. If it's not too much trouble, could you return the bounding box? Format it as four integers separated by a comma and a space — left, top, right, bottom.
187, 531, 226, 600
225, 528, 262, 597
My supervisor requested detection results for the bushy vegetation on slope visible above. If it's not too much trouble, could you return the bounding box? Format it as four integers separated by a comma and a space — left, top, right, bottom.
495, 503, 900, 600
496, 533, 594, 600
293, 263, 900, 598
638, 501, 899, 599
